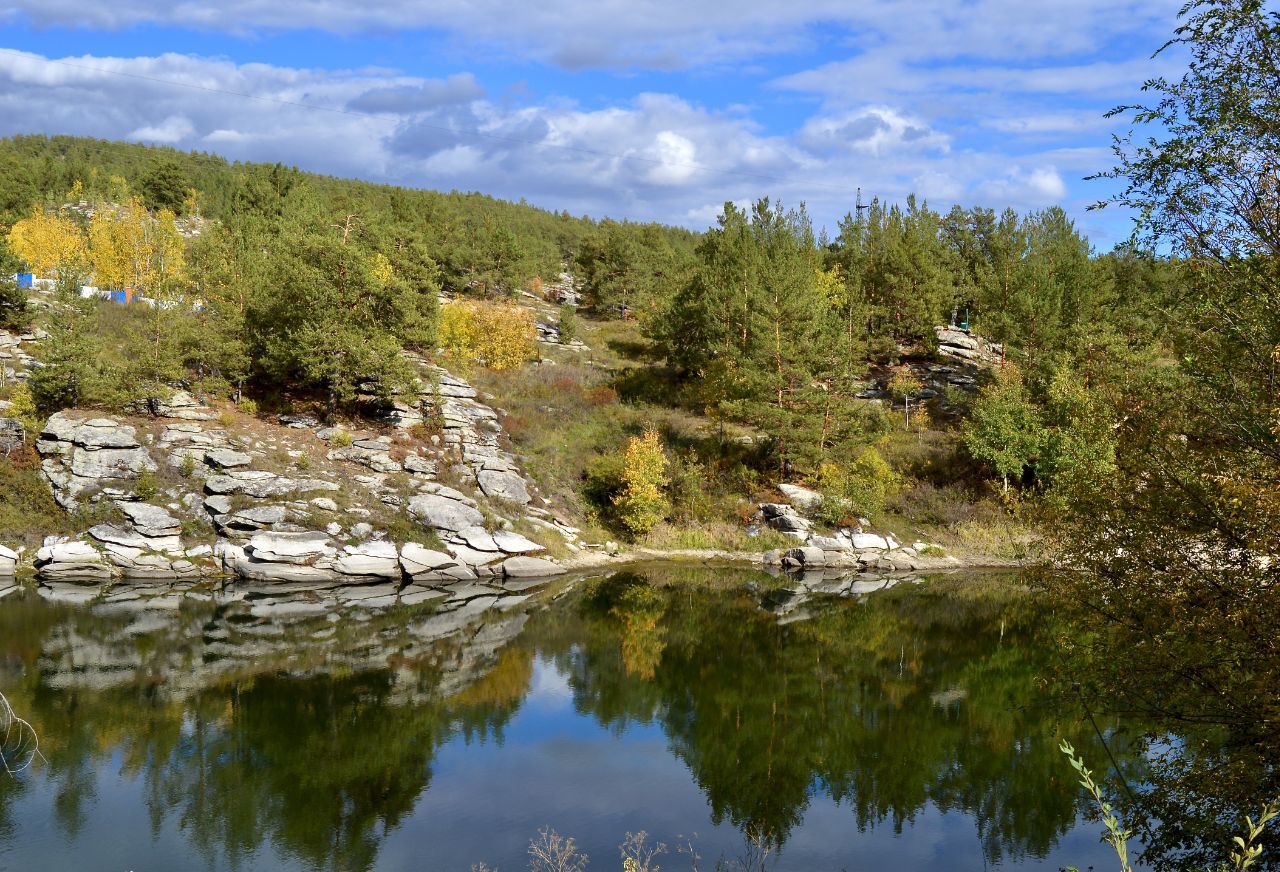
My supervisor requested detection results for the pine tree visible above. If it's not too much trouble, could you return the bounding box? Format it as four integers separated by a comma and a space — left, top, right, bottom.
0, 239, 28, 330
27, 285, 112, 411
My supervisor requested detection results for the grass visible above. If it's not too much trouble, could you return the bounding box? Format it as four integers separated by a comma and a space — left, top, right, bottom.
641, 522, 794, 552
0, 448, 122, 551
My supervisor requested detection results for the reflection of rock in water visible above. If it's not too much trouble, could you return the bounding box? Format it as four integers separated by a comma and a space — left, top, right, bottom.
20, 574, 559, 702
755, 569, 929, 624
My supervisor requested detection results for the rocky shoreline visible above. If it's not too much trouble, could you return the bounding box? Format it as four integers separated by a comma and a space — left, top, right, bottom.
0, 326, 1002, 589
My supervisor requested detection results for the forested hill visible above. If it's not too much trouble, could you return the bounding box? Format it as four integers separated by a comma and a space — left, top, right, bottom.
0, 133, 700, 295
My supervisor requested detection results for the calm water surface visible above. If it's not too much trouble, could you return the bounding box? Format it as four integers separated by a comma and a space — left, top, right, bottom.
0, 568, 1135, 871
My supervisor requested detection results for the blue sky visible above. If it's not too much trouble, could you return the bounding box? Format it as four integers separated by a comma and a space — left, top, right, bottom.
0, 0, 1186, 245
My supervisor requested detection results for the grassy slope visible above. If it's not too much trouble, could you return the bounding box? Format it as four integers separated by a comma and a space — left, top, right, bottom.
471, 305, 1032, 560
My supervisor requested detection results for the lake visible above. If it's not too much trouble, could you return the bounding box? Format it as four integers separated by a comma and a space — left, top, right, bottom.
0, 567, 1135, 871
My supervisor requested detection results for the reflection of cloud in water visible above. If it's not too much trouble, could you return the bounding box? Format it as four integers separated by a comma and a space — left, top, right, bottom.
527, 655, 573, 708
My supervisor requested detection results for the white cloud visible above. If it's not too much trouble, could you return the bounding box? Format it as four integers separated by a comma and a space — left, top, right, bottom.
0, 49, 1130, 242
346, 73, 484, 113
0, 0, 1182, 71
976, 165, 1068, 203
799, 107, 949, 157
129, 114, 194, 143
645, 131, 698, 185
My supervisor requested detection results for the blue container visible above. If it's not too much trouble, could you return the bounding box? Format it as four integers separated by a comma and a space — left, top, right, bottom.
16, 273, 32, 289
108, 290, 128, 304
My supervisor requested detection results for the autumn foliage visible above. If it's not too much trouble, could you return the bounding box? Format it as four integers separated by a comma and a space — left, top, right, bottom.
438, 299, 537, 371
8, 208, 87, 279
613, 427, 671, 537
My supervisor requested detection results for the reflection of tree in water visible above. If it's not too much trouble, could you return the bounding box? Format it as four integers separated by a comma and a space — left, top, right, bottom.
0, 591, 532, 872
0, 571, 1142, 870
534, 570, 1139, 864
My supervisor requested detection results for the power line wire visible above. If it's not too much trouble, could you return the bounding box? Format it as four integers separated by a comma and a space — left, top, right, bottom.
0, 46, 860, 196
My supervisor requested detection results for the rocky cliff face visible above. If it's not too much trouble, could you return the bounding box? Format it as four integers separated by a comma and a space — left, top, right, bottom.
14, 362, 572, 584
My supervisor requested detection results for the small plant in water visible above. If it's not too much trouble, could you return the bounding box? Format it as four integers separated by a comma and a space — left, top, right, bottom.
620, 831, 666, 872
0, 691, 41, 775
528, 827, 588, 872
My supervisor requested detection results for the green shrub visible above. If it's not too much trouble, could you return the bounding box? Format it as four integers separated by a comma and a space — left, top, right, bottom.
558, 305, 579, 344
133, 468, 158, 501
815, 446, 899, 525
3, 383, 41, 434
584, 453, 626, 516
667, 452, 714, 523
0, 453, 81, 548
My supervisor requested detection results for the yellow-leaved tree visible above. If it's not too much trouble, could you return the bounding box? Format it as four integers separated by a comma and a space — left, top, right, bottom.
8, 208, 88, 280
89, 199, 186, 296
438, 299, 536, 371
613, 426, 671, 537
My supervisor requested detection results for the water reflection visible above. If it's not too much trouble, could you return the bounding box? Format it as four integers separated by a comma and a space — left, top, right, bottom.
0, 568, 1138, 870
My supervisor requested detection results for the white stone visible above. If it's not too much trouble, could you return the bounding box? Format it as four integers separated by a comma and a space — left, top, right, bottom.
492, 530, 544, 554
117, 501, 182, 537
447, 543, 505, 567
457, 525, 500, 551
408, 494, 484, 532
777, 483, 823, 512
399, 543, 458, 576
246, 531, 334, 565
501, 556, 565, 577
335, 541, 401, 579
476, 469, 531, 505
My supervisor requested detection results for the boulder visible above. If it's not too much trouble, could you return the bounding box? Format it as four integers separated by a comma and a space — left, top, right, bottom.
73, 421, 139, 449
89, 524, 182, 554
224, 505, 288, 529
39, 413, 82, 444
782, 546, 826, 567
35, 540, 111, 579
849, 533, 890, 550
152, 391, 217, 421
808, 535, 846, 551
117, 501, 182, 538
408, 493, 485, 533
501, 556, 565, 577
457, 525, 500, 551
768, 512, 812, 534
204, 494, 233, 515
403, 454, 437, 476
935, 327, 981, 350
0, 544, 17, 573
448, 543, 506, 567
778, 483, 823, 512
476, 469, 531, 505
493, 530, 544, 554
246, 531, 334, 565
335, 541, 401, 579
0, 417, 24, 453
399, 543, 459, 577
204, 448, 253, 469
69, 445, 155, 480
